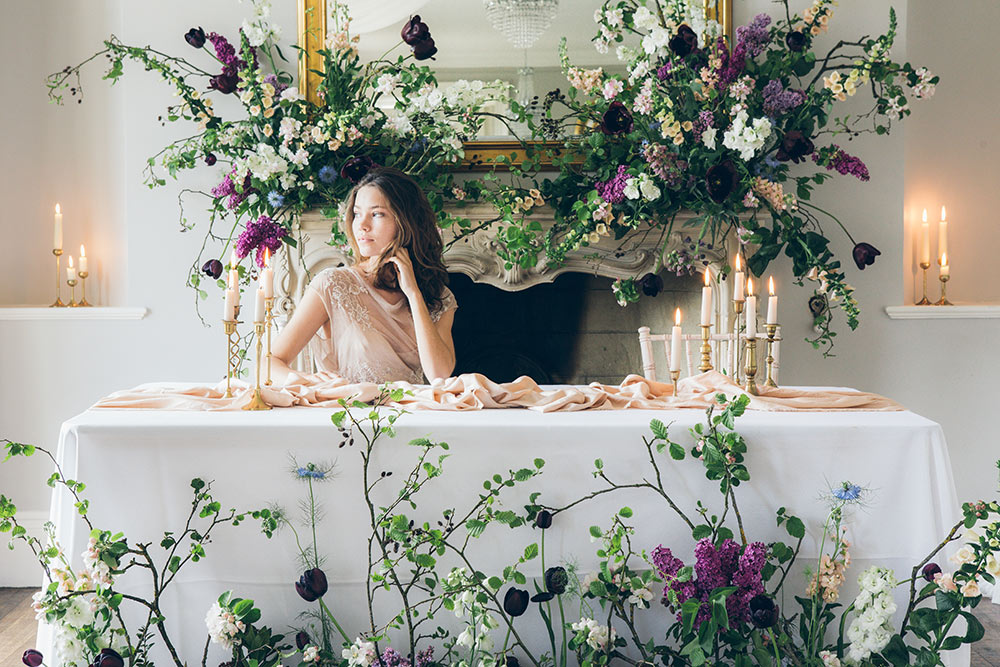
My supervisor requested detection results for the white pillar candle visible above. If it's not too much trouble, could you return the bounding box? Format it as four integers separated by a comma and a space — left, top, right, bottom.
54, 204, 63, 250
766, 277, 778, 325
261, 248, 274, 299
66, 255, 76, 281
254, 287, 266, 322
224, 289, 236, 321
940, 252, 949, 278
701, 268, 713, 326
920, 209, 930, 266
938, 205, 948, 262
745, 278, 757, 340
733, 254, 745, 302
670, 308, 682, 372
228, 250, 239, 291
79, 245, 88, 273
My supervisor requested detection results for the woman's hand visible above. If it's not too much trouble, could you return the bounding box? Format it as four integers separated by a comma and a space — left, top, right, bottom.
387, 249, 420, 301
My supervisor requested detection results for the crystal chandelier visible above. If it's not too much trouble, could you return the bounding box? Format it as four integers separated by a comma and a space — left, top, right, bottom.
482, 0, 559, 50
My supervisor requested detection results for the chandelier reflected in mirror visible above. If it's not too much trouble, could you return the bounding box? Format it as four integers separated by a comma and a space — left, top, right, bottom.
482, 0, 559, 50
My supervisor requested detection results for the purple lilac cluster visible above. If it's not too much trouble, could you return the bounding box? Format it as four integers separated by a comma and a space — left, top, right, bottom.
211, 169, 255, 210
235, 214, 285, 267
813, 145, 870, 181
653, 538, 767, 630
263, 73, 288, 98
662, 235, 713, 276
643, 144, 687, 188
656, 62, 673, 81
376, 647, 434, 667
691, 110, 715, 142
207, 32, 246, 78
719, 14, 772, 87
595, 165, 630, 204
761, 80, 807, 117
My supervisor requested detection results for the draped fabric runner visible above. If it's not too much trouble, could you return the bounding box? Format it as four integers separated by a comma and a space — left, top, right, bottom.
93, 370, 903, 412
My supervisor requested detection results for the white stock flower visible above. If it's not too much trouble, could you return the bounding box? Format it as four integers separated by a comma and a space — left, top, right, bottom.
63, 595, 95, 628
623, 177, 640, 200
242, 143, 289, 181
845, 567, 897, 664
637, 173, 661, 200
722, 110, 771, 161
241, 0, 280, 46
702, 127, 718, 150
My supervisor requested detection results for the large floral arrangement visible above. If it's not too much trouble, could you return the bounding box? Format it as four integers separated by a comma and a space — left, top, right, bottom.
502, 0, 937, 351
47, 0, 509, 312
6, 394, 999, 667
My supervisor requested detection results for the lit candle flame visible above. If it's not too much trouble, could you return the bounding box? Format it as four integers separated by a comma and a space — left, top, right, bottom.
230, 250, 238, 267
80, 244, 86, 258
675, 307, 682, 326
922, 208, 928, 222
704, 267, 711, 286
768, 276, 775, 296
263, 247, 271, 267
747, 277, 754, 296
735, 254, 741, 271
941, 205, 946, 221
941, 252, 948, 267
55, 204, 61, 214
68, 255, 74, 269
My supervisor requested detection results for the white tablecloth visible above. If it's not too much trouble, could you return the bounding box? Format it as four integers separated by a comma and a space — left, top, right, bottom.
42, 389, 969, 666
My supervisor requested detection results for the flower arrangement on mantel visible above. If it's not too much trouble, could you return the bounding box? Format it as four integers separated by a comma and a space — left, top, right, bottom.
46, 0, 510, 319
501, 0, 937, 353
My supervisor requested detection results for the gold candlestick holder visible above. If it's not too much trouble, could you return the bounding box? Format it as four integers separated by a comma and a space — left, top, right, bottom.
77, 271, 92, 307
935, 274, 952, 306
916, 261, 932, 305
670, 368, 681, 397
50, 249, 66, 307
732, 300, 745, 384
264, 297, 274, 386
744, 335, 759, 395
66, 278, 79, 307
223, 310, 242, 399
698, 324, 713, 372
242, 322, 272, 411
764, 324, 780, 388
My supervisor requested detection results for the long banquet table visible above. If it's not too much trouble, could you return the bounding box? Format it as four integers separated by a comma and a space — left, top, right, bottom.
41, 387, 970, 666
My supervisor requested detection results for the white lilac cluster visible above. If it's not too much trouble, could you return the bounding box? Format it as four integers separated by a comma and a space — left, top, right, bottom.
623, 173, 661, 201
571, 617, 617, 650
343, 637, 376, 667
205, 601, 246, 649
722, 108, 772, 160
239, 143, 291, 186
240, 0, 280, 47
844, 566, 897, 664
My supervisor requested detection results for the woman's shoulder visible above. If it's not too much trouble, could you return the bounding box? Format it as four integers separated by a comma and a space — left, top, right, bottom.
429, 284, 458, 322
309, 265, 364, 295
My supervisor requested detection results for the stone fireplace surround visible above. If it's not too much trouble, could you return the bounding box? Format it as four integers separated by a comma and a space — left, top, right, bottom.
275, 206, 730, 382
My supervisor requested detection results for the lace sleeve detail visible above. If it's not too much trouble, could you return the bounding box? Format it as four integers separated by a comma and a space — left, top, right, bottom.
308, 268, 371, 329
429, 287, 458, 323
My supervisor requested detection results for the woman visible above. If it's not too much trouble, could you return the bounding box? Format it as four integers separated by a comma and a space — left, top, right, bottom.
270, 167, 457, 384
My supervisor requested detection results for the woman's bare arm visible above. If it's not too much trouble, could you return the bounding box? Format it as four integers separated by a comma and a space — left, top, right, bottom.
268, 288, 329, 384
409, 299, 457, 381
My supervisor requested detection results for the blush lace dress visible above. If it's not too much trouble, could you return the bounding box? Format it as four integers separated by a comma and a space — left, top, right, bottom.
306, 267, 457, 384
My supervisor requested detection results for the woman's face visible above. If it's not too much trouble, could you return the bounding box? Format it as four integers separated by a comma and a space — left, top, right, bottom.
352, 185, 398, 259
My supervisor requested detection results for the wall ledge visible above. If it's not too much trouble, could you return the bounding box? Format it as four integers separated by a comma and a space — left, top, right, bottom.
885, 305, 1000, 320
0, 307, 148, 321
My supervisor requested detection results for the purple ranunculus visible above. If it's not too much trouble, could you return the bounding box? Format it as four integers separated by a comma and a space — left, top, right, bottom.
638, 272, 664, 297
22, 650, 43, 667
852, 242, 881, 270
340, 156, 377, 183
775, 130, 814, 163
185, 27, 206, 49
411, 38, 438, 60
785, 30, 807, 52
600, 101, 633, 135
401, 15, 431, 45
503, 588, 530, 617
706, 160, 738, 203
295, 567, 328, 602
669, 24, 699, 57
922, 562, 942, 582
202, 259, 223, 280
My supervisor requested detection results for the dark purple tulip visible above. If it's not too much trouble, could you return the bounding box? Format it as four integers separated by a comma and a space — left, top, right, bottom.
411, 38, 438, 60
669, 24, 699, 57
922, 562, 942, 582
534, 510, 552, 529
544, 566, 568, 595
600, 101, 633, 135
785, 30, 807, 52
340, 156, 376, 183
503, 588, 530, 617
185, 27, 206, 49
531, 591, 555, 603
204, 153, 217, 166
637, 272, 664, 297
22, 650, 43, 667
295, 567, 329, 602
94, 648, 124, 667
775, 130, 815, 163
209, 73, 238, 95
295, 631, 312, 650
852, 242, 881, 270
749, 595, 779, 629
202, 259, 224, 280
401, 15, 431, 46
505, 658, 520, 667
706, 160, 738, 203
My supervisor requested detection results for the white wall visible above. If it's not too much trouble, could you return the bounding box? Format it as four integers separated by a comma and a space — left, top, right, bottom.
2, 0, 998, 586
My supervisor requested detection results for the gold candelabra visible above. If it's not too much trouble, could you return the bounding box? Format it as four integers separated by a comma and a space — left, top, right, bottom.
670, 368, 681, 397
223, 309, 242, 399
764, 324, 780, 388
264, 297, 274, 386
732, 300, 745, 384
699, 324, 713, 372
744, 335, 759, 395
66, 277, 79, 307
935, 273, 952, 306
77, 271, 92, 307
243, 322, 272, 410
50, 249, 65, 307
916, 261, 932, 305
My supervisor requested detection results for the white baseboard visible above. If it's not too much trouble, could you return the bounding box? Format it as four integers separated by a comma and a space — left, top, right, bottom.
0, 511, 49, 588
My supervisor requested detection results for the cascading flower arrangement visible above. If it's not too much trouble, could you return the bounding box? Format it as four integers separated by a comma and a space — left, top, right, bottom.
511, 0, 937, 352
46, 0, 509, 312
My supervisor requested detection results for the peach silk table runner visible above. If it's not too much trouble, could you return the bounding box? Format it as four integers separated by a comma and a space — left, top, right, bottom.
92, 370, 903, 412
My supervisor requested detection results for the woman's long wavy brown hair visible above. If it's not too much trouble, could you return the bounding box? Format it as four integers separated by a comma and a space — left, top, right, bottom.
342, 167, 448, 310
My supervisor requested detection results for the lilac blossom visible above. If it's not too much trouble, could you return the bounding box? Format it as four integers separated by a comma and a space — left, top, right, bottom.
762, 80, 807, 117
692, 110, 715, 142
643, 144, 687, 188
376, 647, 434, 667
656, 62, 673, 81
595, 165, 630, 204
813, 145, 870, 181
719, 14, 772, 87
235, 214, 285, 267
211, 169, 255, 210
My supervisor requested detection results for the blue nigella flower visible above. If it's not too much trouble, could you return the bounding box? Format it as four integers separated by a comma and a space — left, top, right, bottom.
296, 467, 326, 479
833, 482, 862, 501
648, 121, 661, 131
318, 166, 338, 184
408, 137, 429, 153
267, 190, 285, 208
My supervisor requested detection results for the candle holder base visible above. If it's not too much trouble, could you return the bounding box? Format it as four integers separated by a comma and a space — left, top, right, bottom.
731, 300, 745, 384
77, 272, 92, 307
764, 324, 779, 388
670, 369, 681, 397
916, 263, 932, 305
743, 338, 759, 396
915, 296, 932, 306
242, 387, 272, 411
698, 324, 713, 373
66, 279, 79, 307
935, 275, 952, 306
49, 298, 66, 308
